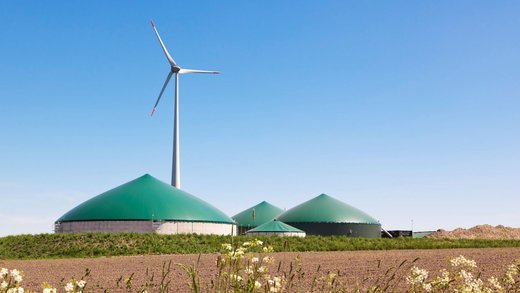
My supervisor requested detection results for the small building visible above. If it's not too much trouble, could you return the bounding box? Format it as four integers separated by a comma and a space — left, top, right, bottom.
385, 230, 413, 238
232, 201, 284, 234
245, 219, 305, 237
276, 194, 381, 238
55, 174, 236, 235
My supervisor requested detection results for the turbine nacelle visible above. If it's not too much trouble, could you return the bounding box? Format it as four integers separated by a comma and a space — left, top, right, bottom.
172, 67, 221, 75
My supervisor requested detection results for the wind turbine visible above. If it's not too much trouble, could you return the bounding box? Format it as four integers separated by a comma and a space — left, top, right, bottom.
150, 20, 219, 189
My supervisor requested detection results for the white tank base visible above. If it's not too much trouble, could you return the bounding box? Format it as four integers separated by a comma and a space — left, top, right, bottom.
245, 232, 306, 237
55, 220, 236, 236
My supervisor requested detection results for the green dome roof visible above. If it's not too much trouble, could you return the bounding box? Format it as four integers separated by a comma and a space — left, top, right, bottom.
232, 201, 284, 227
57, 174, 234, 224
246, 219, 304, 233
276, 194, 379, 224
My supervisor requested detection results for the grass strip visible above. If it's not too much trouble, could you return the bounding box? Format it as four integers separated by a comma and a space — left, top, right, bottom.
1, 233, 520, 260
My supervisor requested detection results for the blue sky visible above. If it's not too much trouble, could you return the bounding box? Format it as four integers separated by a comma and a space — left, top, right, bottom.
0, 1, 519, 236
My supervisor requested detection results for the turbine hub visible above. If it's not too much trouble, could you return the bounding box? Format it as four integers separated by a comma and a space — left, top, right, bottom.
171, 66, 181, 73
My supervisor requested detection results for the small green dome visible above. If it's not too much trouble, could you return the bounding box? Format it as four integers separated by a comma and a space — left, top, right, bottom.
277, 194, 379, 224
246, 219, 304, 233
57, 174, 234, 224
232, 201, 284, 227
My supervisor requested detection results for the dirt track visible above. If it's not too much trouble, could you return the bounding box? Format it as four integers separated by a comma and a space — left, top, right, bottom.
3, 248, 520, 292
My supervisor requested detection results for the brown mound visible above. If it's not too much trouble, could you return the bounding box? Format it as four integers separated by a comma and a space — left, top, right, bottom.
427, 224, 520, 239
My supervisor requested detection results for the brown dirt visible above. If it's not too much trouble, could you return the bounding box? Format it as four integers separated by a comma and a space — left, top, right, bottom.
427, 224, 520, 239
3, 248, 520, 292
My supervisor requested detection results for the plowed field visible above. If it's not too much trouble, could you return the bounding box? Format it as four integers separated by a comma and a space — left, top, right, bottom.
3, 248, 520, 292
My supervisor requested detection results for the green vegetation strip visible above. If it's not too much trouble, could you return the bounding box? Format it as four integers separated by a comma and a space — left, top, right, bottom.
1, 233, 520, 260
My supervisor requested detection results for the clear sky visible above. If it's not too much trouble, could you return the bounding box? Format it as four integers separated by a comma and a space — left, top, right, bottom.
0, 1, 519, 236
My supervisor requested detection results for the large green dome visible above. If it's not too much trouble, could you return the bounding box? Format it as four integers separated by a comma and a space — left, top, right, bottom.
57, 174, 234, 224
232, 201, 284, 227
276, 194, 379, 224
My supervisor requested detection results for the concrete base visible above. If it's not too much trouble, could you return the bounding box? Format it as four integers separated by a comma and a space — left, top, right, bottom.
55, 220, 236, 235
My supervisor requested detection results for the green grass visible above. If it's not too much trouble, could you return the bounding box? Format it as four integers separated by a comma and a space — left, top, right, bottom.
1, 233, 519, 260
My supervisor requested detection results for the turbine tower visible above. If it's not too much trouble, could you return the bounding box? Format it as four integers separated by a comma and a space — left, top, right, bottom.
150, 20, 219, 188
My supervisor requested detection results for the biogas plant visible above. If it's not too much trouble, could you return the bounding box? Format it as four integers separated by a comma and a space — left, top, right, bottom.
55, 174, 236, 235
55, 21, 382, 238
55, 177, 382, 238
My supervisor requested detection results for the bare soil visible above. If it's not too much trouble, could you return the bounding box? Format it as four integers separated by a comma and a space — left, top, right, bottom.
3, 248, 520, 292
427, 224, 520, 239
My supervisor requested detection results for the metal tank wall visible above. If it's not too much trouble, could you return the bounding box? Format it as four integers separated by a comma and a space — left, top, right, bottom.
154, 221, 236, 235
283, 222, 381, 238
56, 220, 236, 235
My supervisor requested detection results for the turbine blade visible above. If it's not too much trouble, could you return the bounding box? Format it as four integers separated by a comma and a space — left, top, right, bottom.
151, 71, 174, 116
150, 20, 177, 67
179, 69, 220, 74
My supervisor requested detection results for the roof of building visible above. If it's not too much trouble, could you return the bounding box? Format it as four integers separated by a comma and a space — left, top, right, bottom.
276, 193, 379, 224
232, 201, 284, 227
246, 219, 305, 234
56, 174, 235, 224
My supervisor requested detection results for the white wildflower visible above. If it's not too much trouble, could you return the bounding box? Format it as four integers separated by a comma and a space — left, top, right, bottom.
432, 269, 451, 287
10, 269, 22, 283
422, 283, 432, 292
450, 255, 477, 269
254, 280, 262, 288
229, 248, 245, 260
251, 257, 259, 263
242, 241, 251, 247
253, 239, 263, 246
245, 265, 254, 275
65, 282, 74, 292
229, 274, 242, 282
488, 276, 502, 290
406, 266, 429, 285
221, 243, 233, 251
267, 276, 284, 292
0, 268, 8, 278
258, 266, 268, 274
1, 281, 8, 289
76, 280, 86, 289
263, 246, 274, 253
466, 278, 484, 291
458, 269, 484, 292
504, 263, 518, 285
439, 269, 450, 285
43, 288, 57, 293
460, 269, 474, 282
263, 256, 274, 264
